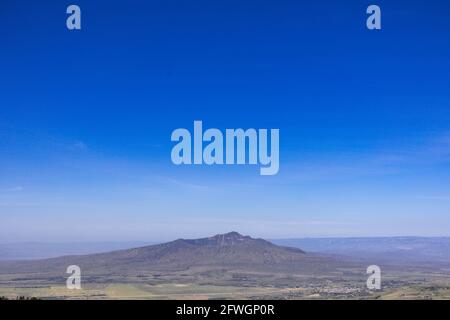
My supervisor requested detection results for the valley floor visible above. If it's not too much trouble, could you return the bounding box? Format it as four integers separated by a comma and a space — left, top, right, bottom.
1, 266, 450, 300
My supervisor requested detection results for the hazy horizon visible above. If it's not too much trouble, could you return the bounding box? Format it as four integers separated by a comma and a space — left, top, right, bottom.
3, 232, 450, 264
2, 233, 450, 245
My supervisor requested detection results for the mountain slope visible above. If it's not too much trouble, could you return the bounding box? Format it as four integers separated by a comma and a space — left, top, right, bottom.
0, 232, 336, 276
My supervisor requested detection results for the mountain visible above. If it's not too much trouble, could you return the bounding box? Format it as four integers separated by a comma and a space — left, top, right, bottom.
2, 233, 450, 300
0, 232, 336, 276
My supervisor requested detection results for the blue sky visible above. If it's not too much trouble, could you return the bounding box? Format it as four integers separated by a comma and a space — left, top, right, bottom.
1, 0, 450, 242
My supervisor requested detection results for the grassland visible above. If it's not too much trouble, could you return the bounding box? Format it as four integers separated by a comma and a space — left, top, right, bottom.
1, 265, 449, 300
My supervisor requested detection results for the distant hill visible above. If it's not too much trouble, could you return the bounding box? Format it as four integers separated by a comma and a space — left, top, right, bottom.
0, 232, 336, 276
272, 237, 450, 265
0, 241, 152, 261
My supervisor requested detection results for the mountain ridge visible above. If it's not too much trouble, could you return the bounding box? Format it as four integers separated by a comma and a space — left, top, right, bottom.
0, 232, 330, 276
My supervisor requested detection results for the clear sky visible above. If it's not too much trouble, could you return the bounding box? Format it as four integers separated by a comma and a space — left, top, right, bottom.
1, 0, 450, 242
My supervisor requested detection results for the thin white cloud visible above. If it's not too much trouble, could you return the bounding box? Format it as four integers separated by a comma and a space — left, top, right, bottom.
1, 186, 23, 192
418, 196, 450, 200
283, 131, 450, 183
71, 140, 87, 151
